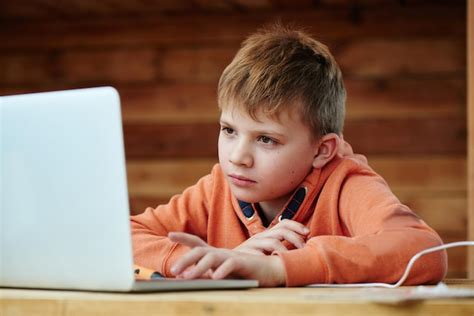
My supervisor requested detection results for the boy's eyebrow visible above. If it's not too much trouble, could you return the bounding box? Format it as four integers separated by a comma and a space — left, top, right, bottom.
219, 119, 232, 126
219, 119, 286, 138
219, 119, 236, 129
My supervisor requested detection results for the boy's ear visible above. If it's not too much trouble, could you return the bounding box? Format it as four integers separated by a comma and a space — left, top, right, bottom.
312, 133, 340, 169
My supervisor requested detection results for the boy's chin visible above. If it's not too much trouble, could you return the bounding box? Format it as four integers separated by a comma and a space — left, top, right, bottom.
229, 187, 279, 204
229, 188, 261, 203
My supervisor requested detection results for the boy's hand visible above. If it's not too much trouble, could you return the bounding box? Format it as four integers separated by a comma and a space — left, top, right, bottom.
234, 219, 309, 255
168, 232, 287, 287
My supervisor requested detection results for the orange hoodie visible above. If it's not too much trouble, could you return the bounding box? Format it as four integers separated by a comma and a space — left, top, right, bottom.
131, 152, 447, 286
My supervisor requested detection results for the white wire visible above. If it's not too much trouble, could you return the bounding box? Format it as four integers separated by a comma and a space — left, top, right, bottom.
308, 241, 474, 288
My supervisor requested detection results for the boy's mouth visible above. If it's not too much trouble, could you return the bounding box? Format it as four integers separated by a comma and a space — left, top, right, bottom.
228, 174, 257, 187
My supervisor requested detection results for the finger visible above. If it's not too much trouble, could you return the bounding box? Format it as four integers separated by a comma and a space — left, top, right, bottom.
175, 265, 195, 279
261, 228, 306, 249
252, 221, 308, 240
168, 232, 208, 248
277, 230, 306, 249
234, 247, 265, 255
170, 246, 208, 276
176, 268, 213, 280
212, 257, 237, 279
251, 238, 288, 253
183, 252, 223, 279
274, 219, 310, 235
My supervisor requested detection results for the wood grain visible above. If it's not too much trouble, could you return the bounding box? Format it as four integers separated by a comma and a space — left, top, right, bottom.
0, 5, 465, 49
3, 286, 474, 316
468, 0, 474, 278
345, 78, 465, 119
60, 49, 158, 83
337, 39, 466, 78
119, 83, 219, 123
343, 117, 466, 156
123, 123, 219, 158
0, 40, 464, 86
127, 159, 216, 198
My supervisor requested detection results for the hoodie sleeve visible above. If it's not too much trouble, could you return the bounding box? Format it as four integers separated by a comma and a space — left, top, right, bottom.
277, 171, 447, 287
130, 166, 217, 277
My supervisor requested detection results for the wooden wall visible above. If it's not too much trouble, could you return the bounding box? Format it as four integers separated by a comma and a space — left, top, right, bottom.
0, 1, 467, 277
468, 0, 474, 278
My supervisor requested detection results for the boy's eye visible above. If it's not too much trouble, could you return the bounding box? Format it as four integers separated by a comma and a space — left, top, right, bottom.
221, 127, 234, 135
258, 136, 277, 145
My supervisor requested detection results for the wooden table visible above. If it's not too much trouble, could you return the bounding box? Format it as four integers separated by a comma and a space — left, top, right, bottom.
2, 282, 474, 316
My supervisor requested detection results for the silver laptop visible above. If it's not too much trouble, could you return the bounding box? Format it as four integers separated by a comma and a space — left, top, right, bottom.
0, 87, 258, 292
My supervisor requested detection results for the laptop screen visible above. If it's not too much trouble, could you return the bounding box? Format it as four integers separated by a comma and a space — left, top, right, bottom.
1, 87, 135, 291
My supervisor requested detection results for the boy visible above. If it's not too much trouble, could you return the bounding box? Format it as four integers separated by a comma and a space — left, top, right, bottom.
131, 24, 447, 287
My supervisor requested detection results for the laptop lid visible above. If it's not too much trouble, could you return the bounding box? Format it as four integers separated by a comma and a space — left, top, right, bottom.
0, 87, 135, 291
0, 87, 258, 292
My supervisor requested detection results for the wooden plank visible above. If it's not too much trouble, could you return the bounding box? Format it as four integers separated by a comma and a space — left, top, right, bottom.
122, 117, 466, 159
160, 47, 236, 83
59, 48, 157, 83
443, 235, 468, 278
337, 39, 466, 78
0, 48, 157, 86
48, 0, 193, 17
233, 0, 273, 10
126, 159, 216, 197
316, 0, 465, 8
0, 1, 52, 20
0, 6, 465, 49
344, 117, 466, 156
0, 52, 56, 85
123, 123, 219, 159
193, 0, 236, 11
468, 0, 474, 279
129, 196, 170, 215
369, 156, 466, 194
5, 288, 474, 316
0, 0, 196, 20
405, 197, 466, 238
0, 39, 464, 85
119, 84, 219, 123
1, 298, 63, 316
345, 78, 465, 119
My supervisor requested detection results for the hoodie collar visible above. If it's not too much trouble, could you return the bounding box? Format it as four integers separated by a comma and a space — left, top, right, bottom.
232, 156, 343, 235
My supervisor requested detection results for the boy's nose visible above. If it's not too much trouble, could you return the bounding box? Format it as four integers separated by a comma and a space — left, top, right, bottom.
229, 142, 253, 167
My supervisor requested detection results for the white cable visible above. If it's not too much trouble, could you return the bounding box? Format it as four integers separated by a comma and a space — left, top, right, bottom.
308, 241, 474, 288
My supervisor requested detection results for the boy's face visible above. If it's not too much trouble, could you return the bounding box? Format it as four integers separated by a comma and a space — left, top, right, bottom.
218, 104, 319, 206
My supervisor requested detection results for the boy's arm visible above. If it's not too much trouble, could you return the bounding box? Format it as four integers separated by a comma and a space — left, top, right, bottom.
130, 171, 214, 277
277, 173, 448, 287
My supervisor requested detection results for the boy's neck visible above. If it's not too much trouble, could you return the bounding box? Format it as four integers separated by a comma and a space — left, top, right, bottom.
257, 193, 292, 224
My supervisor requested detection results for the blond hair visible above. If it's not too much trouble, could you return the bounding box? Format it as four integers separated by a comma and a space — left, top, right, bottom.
218, 24, 346, 137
